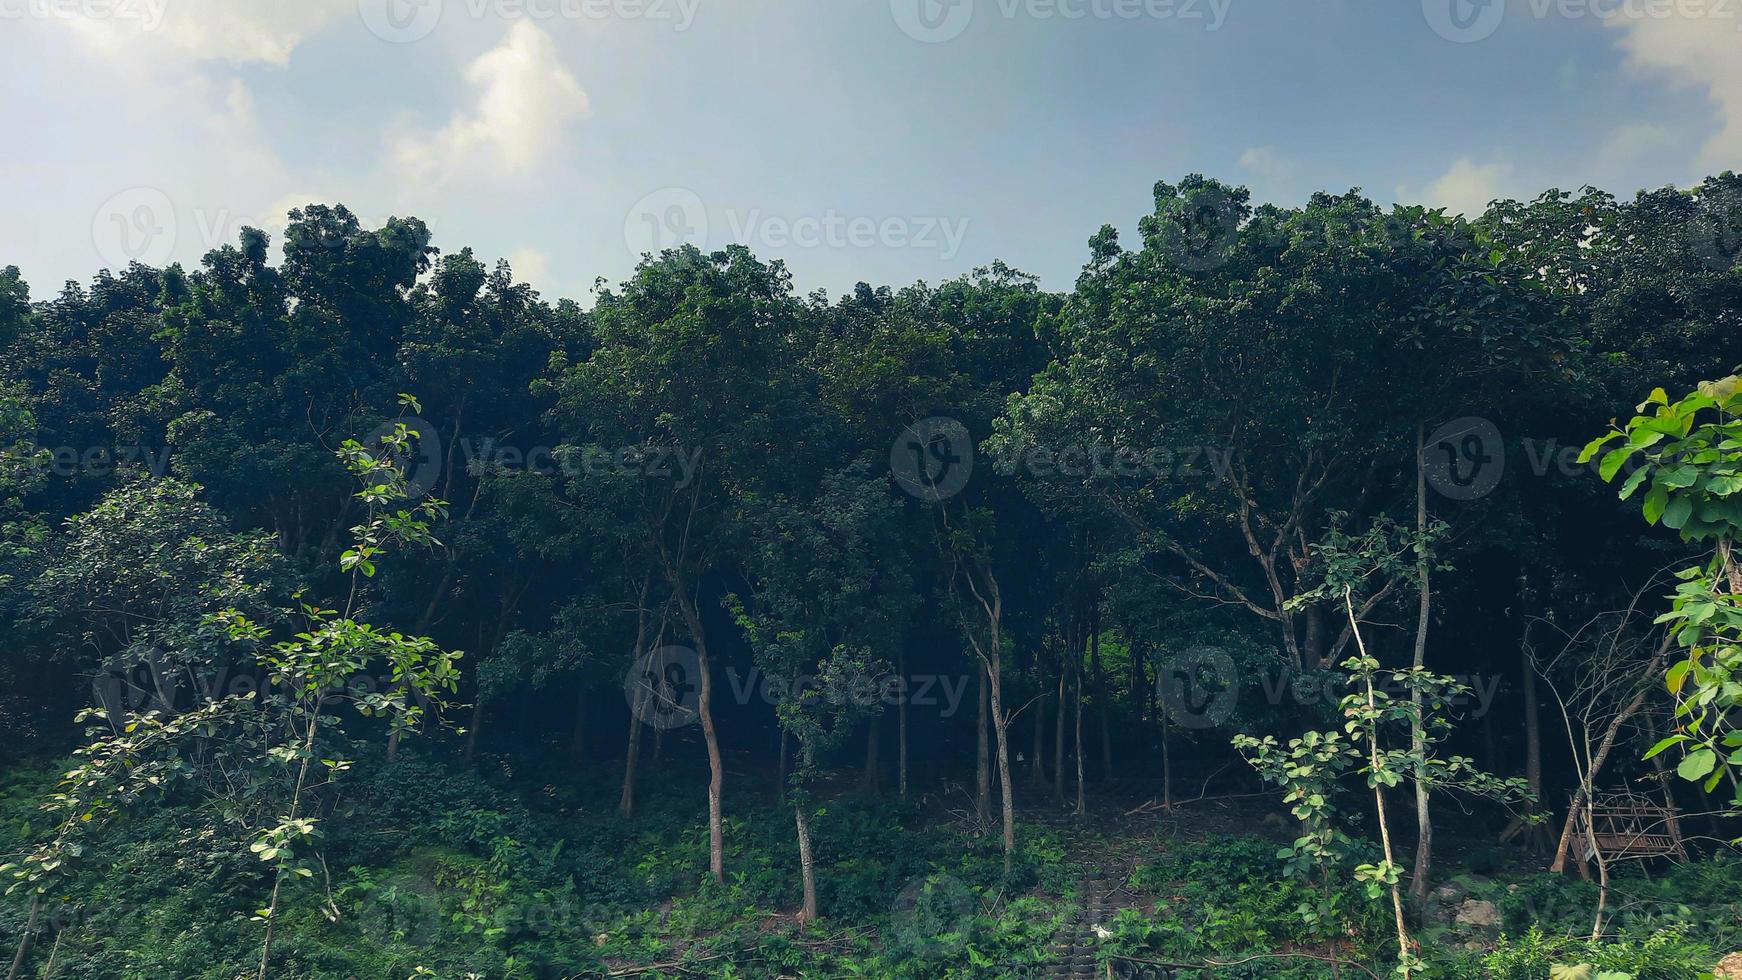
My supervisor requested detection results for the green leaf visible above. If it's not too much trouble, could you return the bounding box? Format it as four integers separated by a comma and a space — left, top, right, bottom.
1677, 748, 1717, 781
1662, 495, 1693, 530
1619, 465, 1651, 501
1643, 734, 1686, 759
1642, 483, 1669, 524
1666, 659, 1692, 693
1598, 448, 1633, 482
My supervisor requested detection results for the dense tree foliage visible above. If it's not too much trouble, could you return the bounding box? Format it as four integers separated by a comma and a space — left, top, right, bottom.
1, 173, 1740, 978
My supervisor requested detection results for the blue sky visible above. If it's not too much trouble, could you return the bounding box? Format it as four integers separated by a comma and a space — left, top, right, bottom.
1, 0, 1736, 301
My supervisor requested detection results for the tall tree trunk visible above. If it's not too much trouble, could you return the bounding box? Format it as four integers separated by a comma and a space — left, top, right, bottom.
976, 662, 991, 823
1409, 423, 1434, 900
1091, 614, 1113, 782
1129, 637, 1147, 724
1073, 667, 1086, 816
863, 715, 882, 798
1501, 574, 1549, 850
1159, 705, 1173, 810
987, 647, 1017, 873
1031, 687, 1047, 786
1348, 590, 1414, 980
676, 596, 726, 885
794, 803, 819, 923
620, 697, 645, 817
777, 729, 789, 791
961, 562, 1016, 873
7, 894, 39, 980
462, 585, 527, 764
259, 696, 325, 980
1053, 663, 1067, 805
898, 651, 910, 800
619, 573, 656, 818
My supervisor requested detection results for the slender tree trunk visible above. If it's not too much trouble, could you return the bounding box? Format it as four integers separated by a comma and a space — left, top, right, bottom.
794, 803, 818, 923
7, 893, 39, 980
39, 927, 60, 980
1129, 637, 1146, 723
620, 683, 651, 816
1504, 574, 1549, 851
863, 715, 881, 798
1348, 591, 1413, 980
619, 573, 656, 818
1091, 616, 1112, 782
1031, 689, 1047, 786
678, 601, 726, 884
1073, 668, 1086, 816
987, 651, 1017, 874
462, 587, 525, 764
1053, 663, 1067, 805
898, 651, 909, 800
976, 663, 991, 823
777, 730, 789, 791
1409, 423, 1434, 900
663, 566, 725, 883
1159, 706, 1173, 810
259, 697, 324, 980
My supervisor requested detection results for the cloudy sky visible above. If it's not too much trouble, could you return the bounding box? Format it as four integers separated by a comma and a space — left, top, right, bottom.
0, 0, 1737, 300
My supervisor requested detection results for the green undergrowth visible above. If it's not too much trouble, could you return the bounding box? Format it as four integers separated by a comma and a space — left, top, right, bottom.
1, 753, 1736, 978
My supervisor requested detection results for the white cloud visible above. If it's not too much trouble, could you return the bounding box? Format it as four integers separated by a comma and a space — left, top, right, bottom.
1399, 159, 1515, 217
1602, 8, 1742, 173
1237, 146, 1292, 182
51, 0, 346, 66
393, 21, 591, 186
1592, 122, 1677, 177
507, 247, 554, 292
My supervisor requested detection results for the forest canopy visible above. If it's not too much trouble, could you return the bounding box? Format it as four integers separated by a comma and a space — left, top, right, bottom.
2, 174, 1742, 979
